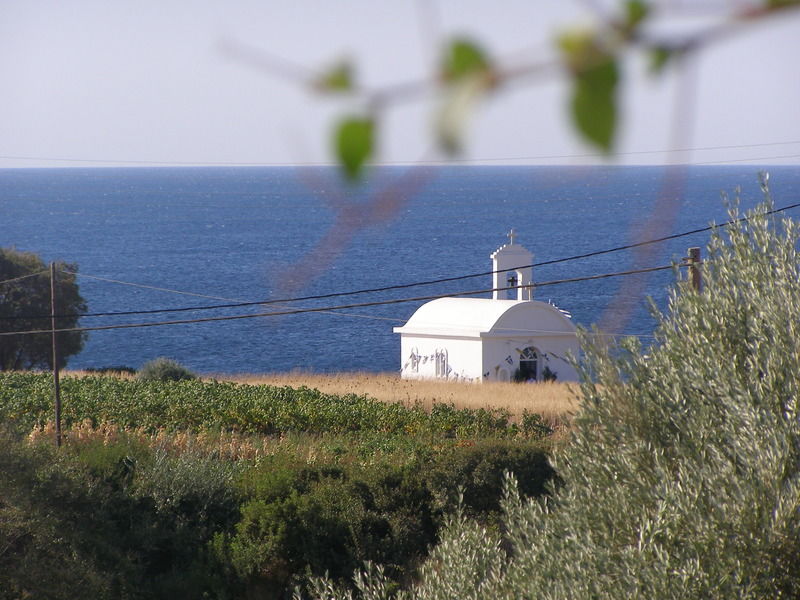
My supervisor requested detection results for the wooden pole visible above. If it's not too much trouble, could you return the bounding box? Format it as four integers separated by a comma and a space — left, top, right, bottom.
687, 247, 702, 292
50, 262, 61, 447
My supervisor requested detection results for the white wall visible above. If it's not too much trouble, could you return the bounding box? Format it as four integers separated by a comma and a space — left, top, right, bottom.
399, 335, 484, 381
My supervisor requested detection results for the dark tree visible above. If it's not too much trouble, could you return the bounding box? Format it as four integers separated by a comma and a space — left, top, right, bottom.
0, 248, 87, 370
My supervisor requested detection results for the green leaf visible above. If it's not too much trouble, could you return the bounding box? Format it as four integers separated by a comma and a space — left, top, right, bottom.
334, 117, 374, 181
765, 0, 800, 9
624, 0, 649, 30
557, 28, 601, 73
436, 38, 493, 154
435, 76, 486, 155
316, 60, 353, 93
441, 38, 491, 82
648, 46, 672, 74
570, 59, 619, 152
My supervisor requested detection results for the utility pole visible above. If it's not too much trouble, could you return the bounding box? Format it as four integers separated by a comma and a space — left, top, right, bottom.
50, 262, 61, 447
686, 247, 702, 292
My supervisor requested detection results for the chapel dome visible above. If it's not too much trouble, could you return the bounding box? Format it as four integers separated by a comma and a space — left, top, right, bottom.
394, 297, 575, 338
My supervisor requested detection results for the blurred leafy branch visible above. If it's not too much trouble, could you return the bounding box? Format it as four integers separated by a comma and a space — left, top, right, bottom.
215, 0, 800, 302
301, 0, 799, 179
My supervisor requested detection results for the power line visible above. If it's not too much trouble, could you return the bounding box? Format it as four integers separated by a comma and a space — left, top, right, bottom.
66, 199, 800, 310
69, 272, 407, 322
0, 270, 49, 287
67, 272, 240, 302
71, 276, 408, 324
531, 200, 798, 266
694, 153, 800, 165
451, 145, 800, 165
4, 199, 798, 323
1, 140, 799, 167
0, 263, 674, 337
1, 270, 406, 325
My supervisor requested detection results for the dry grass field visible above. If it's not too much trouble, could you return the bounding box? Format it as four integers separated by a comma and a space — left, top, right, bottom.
222, 372, 581, 426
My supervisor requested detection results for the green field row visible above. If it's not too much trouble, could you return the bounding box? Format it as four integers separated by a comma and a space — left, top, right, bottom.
0, 372, 549, 438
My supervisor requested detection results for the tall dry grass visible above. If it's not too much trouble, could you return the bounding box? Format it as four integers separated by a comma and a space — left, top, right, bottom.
221, 372, 580, 426
28, 419, 291, 461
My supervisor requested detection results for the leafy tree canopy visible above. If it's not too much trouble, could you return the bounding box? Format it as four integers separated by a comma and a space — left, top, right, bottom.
0, 248, 87, 371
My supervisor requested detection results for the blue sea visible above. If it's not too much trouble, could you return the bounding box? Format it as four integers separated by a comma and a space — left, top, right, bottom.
2, 165, 798, 374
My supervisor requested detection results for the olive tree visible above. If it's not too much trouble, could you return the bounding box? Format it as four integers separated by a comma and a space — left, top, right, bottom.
0, 248, 87, 370
301, 185, 800, 598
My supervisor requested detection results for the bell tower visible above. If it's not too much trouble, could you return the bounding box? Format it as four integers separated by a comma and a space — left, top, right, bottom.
490, 229, 533, 301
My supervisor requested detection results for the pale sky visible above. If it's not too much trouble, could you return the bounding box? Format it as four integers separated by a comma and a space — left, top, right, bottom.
1, 0, 799, 168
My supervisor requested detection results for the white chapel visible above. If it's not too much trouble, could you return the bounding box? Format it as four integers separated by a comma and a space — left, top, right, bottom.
394, 231, 579, 382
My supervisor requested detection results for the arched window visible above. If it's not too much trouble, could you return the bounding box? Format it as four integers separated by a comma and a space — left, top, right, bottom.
435, 349, 448, 378
409, 347, 420, 373
518, 346, 539, 381
506, 272, 518, 299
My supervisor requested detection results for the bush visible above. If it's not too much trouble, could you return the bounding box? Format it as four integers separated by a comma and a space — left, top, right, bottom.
216, 438, 556, 596
424, 440, 555, 517
0, 428, 242, 600
137, 357, 197, 382
0, 429, 119, 599
305, 187, 800, 599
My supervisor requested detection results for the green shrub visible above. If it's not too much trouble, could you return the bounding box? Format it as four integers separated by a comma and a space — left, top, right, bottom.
125, 448, 243, 598
304, 187, 800, 599
0, 429, 118, 599
424, 440, 555, 517
519, 410, 553, 439
137, 357, 197, 382
220, 457, 413, 593
215, 437, 556, 597
0, 428, 242, 600
0, 413, 556, 599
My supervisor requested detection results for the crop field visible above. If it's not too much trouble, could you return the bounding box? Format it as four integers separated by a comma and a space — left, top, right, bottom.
0, 371, 559, 439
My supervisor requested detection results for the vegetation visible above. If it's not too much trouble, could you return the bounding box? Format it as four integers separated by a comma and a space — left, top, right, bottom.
0, 422, 555, 599
0, 368, 558, 597
228, 373, 578, 428
0, 247, 87, 370
214, 437, 554, 596
137, 357, 197, 382
0, 426, 243, 599
0, 373, 549, 439
302, 193, 800, 599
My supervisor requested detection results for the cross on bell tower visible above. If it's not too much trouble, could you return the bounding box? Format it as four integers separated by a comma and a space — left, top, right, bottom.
507, 229, 517, 245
